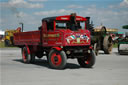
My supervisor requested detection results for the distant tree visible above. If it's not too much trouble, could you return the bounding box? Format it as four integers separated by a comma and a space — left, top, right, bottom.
122, 25, 128, 29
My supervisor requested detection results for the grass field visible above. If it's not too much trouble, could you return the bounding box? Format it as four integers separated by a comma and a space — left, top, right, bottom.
113, 43, 118, 48
0, 41, 17, 48
0, 41, 5, 48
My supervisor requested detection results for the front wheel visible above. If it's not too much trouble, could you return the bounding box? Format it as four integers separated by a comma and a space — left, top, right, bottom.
5, 39, 11, 46
48, 49, 67, 69
94, 43, 99, 56
77, 50, 96, 68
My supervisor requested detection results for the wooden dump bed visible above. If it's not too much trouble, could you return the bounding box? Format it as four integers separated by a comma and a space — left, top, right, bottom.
14, 31, 41, 45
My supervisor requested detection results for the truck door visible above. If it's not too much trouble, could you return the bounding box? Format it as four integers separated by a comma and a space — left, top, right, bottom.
42, 20, 62, 46
46, 21, 62, 46
46, 21, 57, 46
42, 21, 48, 46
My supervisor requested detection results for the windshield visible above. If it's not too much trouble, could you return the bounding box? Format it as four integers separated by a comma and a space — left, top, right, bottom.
56, 21, 85, 31
5, 32, 8, 36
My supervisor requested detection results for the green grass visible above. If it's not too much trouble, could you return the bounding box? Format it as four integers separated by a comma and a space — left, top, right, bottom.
0, 41, 5, 48
0, 41, 17, 48
113, 43, 118, 48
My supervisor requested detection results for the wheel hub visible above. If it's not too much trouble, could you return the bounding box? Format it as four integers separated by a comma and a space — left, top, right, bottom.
54, 56, 59, 62
51, 53, 62, 66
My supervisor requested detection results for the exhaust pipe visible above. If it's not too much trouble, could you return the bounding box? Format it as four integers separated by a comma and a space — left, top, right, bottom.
85, 17, 93, 31
19, 22, 24, 32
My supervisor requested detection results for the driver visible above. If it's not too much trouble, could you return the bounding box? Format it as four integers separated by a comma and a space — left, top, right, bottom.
70, 13, 78, 31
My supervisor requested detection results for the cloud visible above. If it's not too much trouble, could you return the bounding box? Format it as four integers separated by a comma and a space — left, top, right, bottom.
0, 0, 44, 8
9, 0, 44, 8
16, 11, 28, 18
109, 0, 128, 8
0, 0, 45, 31
79, 6, 128, 30
0, 19, 3, 26
67, 5, 83, 9
0, 11, 41, 31
120, 0, 128, 8
34, 9, 74, 16
28, 0, 48, 2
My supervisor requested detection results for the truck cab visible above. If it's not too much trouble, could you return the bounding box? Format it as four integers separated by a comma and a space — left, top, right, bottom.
41, 13, 90, 47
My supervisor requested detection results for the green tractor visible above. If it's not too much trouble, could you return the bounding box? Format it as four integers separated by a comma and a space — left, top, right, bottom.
91, 26, 118, 55
86, 17, 118, 55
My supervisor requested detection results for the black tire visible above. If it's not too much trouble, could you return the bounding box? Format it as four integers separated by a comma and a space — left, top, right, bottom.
48, 49, 67, 69
10, 36, 14, 45
22, 47, 35, 63
77, 50, 96, 68
118, 44, 124, 55
118, 44, 120, 53
30, 53, 35, 63
5, 39, 11, 46
94, 43, 99, 56
103, 36, 113, 54
36, 53, 43, 59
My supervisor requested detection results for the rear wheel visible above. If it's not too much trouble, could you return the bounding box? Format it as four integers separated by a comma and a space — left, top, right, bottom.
48, 49, 67, 69
118, 44, 120, 53
30, 53, 35, 63
94, 43, 99, 56
103, 36, 113, 54
22, 47, 35, 63
77, 50, 96, 68
10, 36, 14, 45
5, 39, 10, 46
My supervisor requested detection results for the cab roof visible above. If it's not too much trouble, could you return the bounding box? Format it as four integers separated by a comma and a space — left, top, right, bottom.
42, 15, 86, 22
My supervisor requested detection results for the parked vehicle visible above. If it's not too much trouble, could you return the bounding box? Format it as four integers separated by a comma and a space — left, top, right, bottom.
85, 18, 118, 55
91, 26, 118, 55
4, 28, 21, 46
118, 32, 128, 55
13, 13, 95, 69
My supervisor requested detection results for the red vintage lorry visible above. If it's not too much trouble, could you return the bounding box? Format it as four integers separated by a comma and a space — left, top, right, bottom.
14, 13, 95, 69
